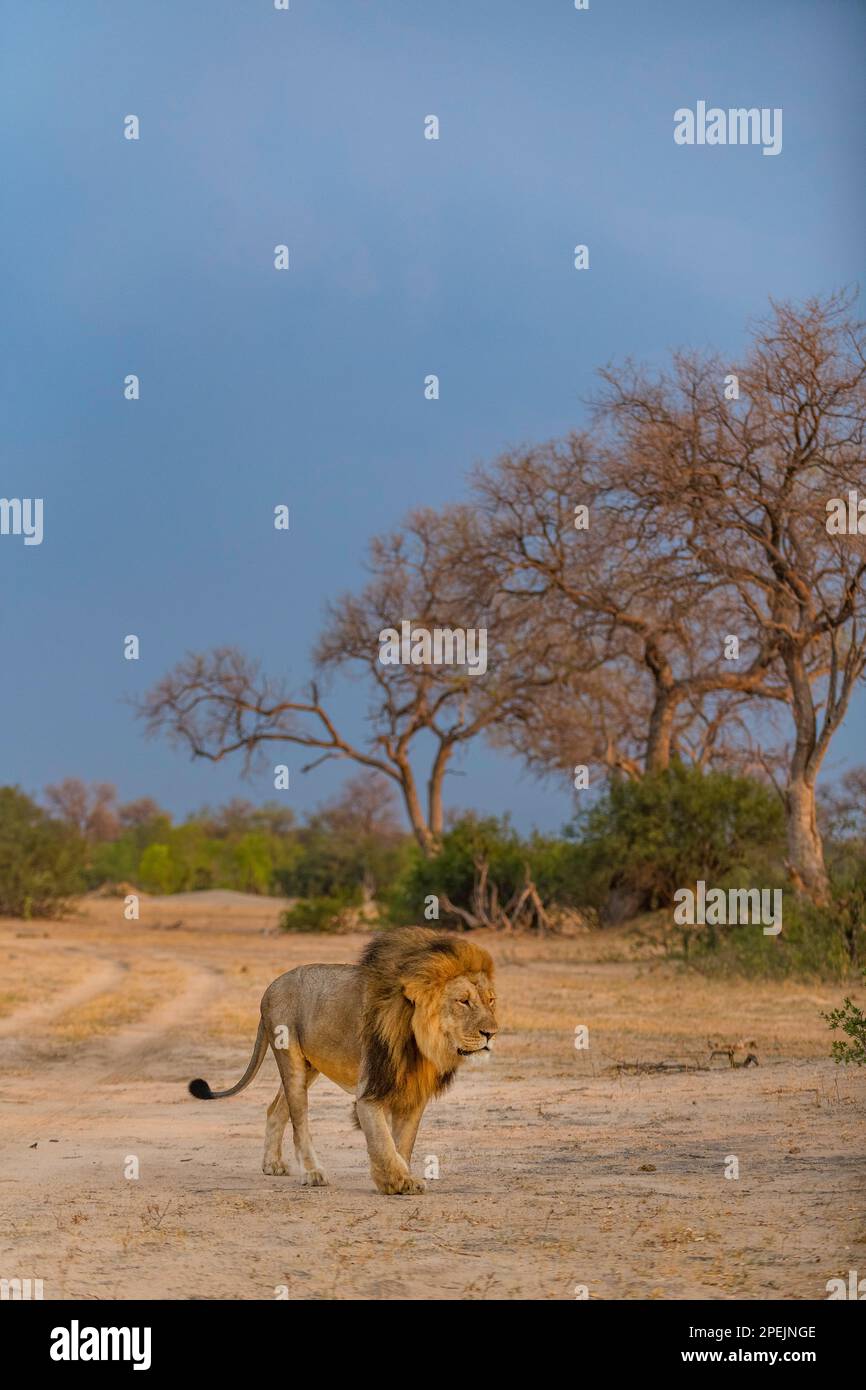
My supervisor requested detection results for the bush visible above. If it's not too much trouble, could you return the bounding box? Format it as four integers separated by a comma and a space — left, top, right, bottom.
395, 816, 524, 918
278, 890, 362, 934
273, 822, 407, 901
86, 814, 305, 896
137, 843, 178, 895
566, 764, 786, 914
690, 864, 866, 981
822, 970, 866, 1064
385, 814, 585, 926
0, 786, 83, 917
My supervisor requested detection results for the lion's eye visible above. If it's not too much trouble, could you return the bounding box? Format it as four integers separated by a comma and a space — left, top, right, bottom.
459, 999, 471, 1007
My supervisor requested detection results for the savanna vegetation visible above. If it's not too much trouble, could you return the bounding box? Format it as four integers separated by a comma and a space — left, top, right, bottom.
2, 760, 864, 979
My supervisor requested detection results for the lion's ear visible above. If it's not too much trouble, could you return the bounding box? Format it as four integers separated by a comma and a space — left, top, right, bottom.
402, 986, 418, 1005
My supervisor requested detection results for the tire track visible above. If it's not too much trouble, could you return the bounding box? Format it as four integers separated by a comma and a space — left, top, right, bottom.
0, 956, 219, 1148
0, 958, 128, 1039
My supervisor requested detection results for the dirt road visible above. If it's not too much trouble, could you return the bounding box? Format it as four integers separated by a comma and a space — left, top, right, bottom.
1, 893, 863, 1300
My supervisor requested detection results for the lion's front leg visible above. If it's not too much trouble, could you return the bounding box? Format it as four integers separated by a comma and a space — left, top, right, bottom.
356, 1095, 426, 1196
390, 1103, 425, 1168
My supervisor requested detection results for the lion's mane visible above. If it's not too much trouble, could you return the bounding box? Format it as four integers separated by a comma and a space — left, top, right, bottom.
357, 928, 494, 1114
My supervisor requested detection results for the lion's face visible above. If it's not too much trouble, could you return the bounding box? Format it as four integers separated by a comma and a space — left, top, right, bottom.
411, 970, 498, 1067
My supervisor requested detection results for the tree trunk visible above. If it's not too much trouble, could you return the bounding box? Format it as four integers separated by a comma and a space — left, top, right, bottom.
396, 759, 438, 859
784, 776, 830, 904
643, 638, 677, 773
644, 691, 676, 773
427, 740, 451, 847
783, 649, 830, 903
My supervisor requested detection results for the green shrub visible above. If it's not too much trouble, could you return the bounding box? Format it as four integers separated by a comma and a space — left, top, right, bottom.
822, 970, 866, 1065
137, 843, 178, 895
0, 786, 83, 917
688, 891, 863, 980
398, 816, 523, 915
567, 764, 786, 912
385, 814, 585, 926
389, 815, 532, 925
273, 824, 406, 901
664, 795, 866, 978
278, 890, 362, 934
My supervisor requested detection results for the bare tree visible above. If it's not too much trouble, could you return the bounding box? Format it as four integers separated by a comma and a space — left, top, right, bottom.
117, 797, 167, 830
470, 433, 790, 780
596, 292, 866, 900
138, 505, 559, 858
316, 771, 403, 842
44, 778, 119, 842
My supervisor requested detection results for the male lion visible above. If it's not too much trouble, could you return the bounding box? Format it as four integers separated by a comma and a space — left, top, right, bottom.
188, 927, 498, 1195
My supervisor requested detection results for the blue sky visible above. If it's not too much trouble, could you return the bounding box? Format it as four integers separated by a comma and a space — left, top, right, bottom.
1, 0, 864, 834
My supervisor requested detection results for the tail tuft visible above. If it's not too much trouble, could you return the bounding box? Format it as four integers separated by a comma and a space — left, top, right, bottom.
189, 1078, 214, 1100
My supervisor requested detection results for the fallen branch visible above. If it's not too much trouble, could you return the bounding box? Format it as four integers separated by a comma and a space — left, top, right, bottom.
439, 858, 555, 933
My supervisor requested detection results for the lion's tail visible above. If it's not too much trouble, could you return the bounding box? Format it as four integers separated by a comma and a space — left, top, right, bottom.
188, 1019, 268, 1100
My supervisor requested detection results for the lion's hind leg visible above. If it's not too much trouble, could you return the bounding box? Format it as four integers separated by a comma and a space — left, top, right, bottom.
272, 1046, 327, 1188
262, 1087, 292, 1176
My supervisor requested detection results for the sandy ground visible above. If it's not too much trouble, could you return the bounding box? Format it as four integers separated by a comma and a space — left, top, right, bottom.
0, 891, 863, 1301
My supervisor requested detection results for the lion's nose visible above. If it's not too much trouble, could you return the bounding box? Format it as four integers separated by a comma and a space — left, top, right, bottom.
480, 1029, 496, 1040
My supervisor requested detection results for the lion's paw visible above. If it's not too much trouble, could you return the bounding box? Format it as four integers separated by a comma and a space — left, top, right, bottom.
377, 1173, 427, 1196
301, 1168, 328, 1187
262, 1158, 292, 1176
